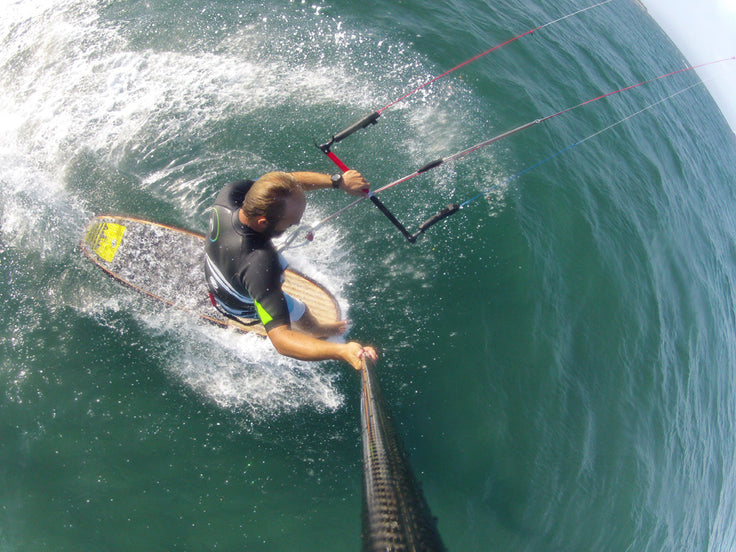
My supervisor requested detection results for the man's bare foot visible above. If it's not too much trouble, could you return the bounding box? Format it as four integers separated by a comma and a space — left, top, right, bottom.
298, 319, 348, 338
317, 320, 348, 338
293, 310, 348, 338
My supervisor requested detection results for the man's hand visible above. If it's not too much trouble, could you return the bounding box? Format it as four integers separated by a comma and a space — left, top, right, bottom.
341, 170, 370, 196
340, 342, 378, 370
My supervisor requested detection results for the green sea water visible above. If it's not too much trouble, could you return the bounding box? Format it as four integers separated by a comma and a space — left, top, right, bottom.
2, 0, 736, 550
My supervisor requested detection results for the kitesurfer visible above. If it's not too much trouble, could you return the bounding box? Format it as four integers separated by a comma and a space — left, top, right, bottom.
205, 170, 377, 370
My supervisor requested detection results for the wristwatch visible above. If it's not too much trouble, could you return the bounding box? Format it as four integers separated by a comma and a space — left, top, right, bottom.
331, 173, 344, 189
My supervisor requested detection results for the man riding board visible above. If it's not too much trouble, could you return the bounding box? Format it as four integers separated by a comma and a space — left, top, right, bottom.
205, 170, 377, 370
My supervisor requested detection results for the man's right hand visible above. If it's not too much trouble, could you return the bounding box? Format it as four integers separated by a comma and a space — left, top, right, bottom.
341, 342, 378, 370
341, 170, 371, 197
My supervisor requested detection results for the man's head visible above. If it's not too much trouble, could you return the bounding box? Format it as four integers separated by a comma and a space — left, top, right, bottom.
241, 172, 306, 238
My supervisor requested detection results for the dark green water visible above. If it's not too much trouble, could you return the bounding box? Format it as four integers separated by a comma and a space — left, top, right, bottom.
2, 0, 736, 550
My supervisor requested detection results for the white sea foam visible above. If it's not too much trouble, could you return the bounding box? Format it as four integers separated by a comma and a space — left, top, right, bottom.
141, 309, 346, 417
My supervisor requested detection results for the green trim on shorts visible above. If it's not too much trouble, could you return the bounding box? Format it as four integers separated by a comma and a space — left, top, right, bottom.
254, 300, 273, 327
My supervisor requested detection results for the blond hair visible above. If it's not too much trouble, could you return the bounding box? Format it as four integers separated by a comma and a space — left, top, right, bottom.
242, 172, 303, 221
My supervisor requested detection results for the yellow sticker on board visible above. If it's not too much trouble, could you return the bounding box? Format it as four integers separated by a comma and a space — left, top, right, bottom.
86, 222, 126, 262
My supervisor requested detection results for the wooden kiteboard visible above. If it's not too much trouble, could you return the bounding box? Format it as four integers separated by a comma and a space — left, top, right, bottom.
80, 215, 341, 336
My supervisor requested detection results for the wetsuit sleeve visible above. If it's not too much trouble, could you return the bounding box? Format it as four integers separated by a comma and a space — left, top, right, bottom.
242, 249, 290, 332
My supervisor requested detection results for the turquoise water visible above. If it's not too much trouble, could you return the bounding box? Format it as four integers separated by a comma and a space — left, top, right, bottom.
2, 0, 736, 550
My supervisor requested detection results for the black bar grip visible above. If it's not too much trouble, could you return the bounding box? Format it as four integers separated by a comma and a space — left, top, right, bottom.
410, 203, 460, 241
416, 158, 444, 174
332, 111, 381, 143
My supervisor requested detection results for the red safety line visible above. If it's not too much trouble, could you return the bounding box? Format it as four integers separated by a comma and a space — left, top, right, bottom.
325, 150, 350, 172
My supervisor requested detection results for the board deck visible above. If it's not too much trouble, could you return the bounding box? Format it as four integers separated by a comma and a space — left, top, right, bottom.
80, 215, 341, 336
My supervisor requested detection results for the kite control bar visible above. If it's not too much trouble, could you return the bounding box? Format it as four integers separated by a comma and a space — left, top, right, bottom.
317, 138, 460, 243
317, 109, 461, 243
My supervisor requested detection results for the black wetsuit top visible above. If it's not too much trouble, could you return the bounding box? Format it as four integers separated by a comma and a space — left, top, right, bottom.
204, 180, 290, 332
